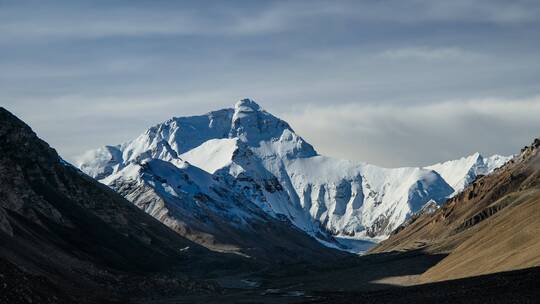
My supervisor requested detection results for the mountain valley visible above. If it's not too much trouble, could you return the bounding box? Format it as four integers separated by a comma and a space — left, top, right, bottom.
1, 103, 538, 303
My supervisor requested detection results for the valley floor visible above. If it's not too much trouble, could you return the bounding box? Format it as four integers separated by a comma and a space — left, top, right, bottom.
3, 249, 540, 303
307, 266, 540, 304
130, 249, 539, 304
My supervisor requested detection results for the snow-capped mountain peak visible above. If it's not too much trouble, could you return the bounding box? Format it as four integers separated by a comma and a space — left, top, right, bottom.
425, 152, 513, 195
228, 99, 316, 159
234, 98, 262, 113
76, 99, 512, 253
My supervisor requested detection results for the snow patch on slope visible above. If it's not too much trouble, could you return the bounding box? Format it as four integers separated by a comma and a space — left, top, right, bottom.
75, 145, 122, 180
485, 154, 513, 172
180, 138, 238, 174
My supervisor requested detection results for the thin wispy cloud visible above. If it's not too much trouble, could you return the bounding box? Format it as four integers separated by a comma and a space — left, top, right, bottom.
1, 1, 538, 41
380, 47, 481, 61
0, 3, 292, 40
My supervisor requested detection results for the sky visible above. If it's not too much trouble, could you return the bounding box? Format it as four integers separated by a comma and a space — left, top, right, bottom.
1, 0, 540, 167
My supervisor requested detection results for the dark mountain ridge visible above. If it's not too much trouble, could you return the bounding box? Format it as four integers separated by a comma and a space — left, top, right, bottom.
0, 107, 251, 302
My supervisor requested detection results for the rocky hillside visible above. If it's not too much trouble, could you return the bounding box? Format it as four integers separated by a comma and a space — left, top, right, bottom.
371, 138, 540, 282
0, 107, 250, 302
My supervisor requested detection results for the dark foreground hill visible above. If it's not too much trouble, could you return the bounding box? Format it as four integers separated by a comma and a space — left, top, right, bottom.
0, 107, 256, 302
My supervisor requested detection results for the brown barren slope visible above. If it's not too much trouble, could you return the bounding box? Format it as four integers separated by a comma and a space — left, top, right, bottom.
370, 138, 540, 282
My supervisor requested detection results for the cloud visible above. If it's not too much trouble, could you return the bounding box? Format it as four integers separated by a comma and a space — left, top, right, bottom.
380, 47, 481, 61
280, 96, 540, 167
1, 1, 538, 41
0, 3, 295, 40
415, 0, 539, 24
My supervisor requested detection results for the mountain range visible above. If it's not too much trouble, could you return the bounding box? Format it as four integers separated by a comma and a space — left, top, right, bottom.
76, 99, 511, 253
1, 104, 539, 303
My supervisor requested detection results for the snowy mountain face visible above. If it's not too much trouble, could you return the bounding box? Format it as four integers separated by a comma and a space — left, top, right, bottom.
98, 156, 342, 261
76, 99, 511, 253
425, 153, 513, 196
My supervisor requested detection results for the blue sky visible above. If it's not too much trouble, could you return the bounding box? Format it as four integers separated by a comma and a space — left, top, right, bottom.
2, 0, 540, 166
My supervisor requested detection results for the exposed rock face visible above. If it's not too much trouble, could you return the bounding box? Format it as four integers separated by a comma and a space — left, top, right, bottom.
371, 137, 540, 283
0, 207, 12, 236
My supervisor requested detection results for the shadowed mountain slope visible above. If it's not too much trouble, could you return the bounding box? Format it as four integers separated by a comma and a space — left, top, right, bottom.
0, 107, 251, 302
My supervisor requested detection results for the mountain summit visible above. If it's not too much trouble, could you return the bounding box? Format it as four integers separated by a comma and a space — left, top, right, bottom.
77, 99, 511, 253
235, 98, 262, 111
